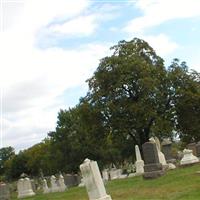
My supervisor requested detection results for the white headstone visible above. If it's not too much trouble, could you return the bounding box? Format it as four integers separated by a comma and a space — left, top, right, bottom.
80, 158, 112, 200
135, 145, 144, 175
102, 169, 109, 181
17, 178, 35, 198
50, 175, 60, 193
42, 179, 50, 194
150, 137, 167, 166
180, 149, 199, 165
58, 174, 67, 192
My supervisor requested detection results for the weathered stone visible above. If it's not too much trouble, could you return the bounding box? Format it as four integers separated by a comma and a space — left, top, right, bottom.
187, 143, 197, 156
135, 145, 144, 175
17, 178, 35, 198
196, 142, 200, 157
142, 142, 165, 179
80, 158, 112, 200
161, 139, 173, 161
50, 175, 60, 193
58, 174, 67, 192
42, 179, 50, 194
0, 183, 10, 200
102, 169, 109, 181
64, 174, 80, 187
180, 149, 199, 165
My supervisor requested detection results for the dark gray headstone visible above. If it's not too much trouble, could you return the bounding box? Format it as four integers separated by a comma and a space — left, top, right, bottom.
162, 140, 173, 161
187, 143, 197, 156
142, 142, 165, 179
196, 142, 200, 157
0, 183, 10, 200
64, 174, 81, 188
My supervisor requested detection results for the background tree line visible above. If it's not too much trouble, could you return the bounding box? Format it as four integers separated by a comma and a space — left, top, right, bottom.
1, 38, 199, 181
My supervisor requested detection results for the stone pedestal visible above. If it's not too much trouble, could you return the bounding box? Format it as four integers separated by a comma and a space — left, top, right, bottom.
0, 183, 10, 200
142, 142, 165, 179
80, 158, 112, 200
180, 149, 199, 165
17, 178, 35, 198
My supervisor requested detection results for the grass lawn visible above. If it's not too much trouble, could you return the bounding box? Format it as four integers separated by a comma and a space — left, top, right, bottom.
11, 163, 200, 200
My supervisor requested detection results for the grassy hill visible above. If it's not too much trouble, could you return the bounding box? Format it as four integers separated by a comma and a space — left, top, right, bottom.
11, 163, 200, 200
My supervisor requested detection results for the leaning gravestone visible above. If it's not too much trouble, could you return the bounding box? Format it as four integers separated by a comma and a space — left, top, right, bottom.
17, 178, 35, 198
80, 158, 112, 200
135, 145, 144, 175
0, 183, 10, 200
142, 142, 165, 179
180, 149, 199, 165
187, 143, 197, 156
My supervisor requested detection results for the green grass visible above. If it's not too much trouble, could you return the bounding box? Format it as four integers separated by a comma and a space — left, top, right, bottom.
11, 164, 200, 200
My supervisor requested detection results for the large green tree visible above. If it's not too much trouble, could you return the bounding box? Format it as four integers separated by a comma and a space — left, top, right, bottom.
87, 38, 175, 148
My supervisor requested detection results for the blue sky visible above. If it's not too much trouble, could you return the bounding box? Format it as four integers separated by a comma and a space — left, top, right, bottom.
0, 0, 200, 151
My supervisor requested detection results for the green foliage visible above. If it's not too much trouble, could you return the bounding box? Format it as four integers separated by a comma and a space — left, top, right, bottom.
0, 146, 15, 175
87, 38, 176, 148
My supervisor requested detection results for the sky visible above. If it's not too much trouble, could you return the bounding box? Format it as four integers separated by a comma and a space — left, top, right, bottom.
0, 0, 200, 152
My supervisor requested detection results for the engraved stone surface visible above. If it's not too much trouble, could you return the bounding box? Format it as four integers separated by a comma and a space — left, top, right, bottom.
80, 158, 112, 200
17, 178, 35, 198
142, 142, 165, 179
0, 183, 10, 200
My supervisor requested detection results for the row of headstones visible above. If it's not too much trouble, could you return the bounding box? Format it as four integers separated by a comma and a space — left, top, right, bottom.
17, 174, 67, 198
78, 140, 200, 200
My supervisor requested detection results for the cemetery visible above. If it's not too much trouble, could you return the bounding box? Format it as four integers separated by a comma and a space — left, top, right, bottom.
0, 138, 200, 199
0, 19, 200, 200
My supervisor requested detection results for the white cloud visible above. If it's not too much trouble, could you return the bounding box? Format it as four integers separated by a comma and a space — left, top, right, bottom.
142, 34, 178, 57
0, 0, 112, 151
49, 14, 98, 36
125, 0, 200, 33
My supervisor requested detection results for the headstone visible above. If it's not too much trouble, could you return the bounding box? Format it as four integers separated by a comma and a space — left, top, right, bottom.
64, 174, 80, 187
196, 142, 200, 157
142, 142, 165, 179
180, 149, 199, 165
102, 169, 109, 181
161, 139, 173, 161
80, 158, 112, 200
109, 169, 119, 180
42, 179, 50, 194
50, 175, 60, 193
17, 178, 35, 198
154, 137, 167, 166
0, 183, 10, 200
135, 145, 144, 175
187, 143, 197, 156
58, 174, 67, 192
161, 139, 177, 167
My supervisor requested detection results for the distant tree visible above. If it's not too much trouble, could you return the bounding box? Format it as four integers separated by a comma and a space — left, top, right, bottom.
168, 59, 200, 143
0, 146, 15, 175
